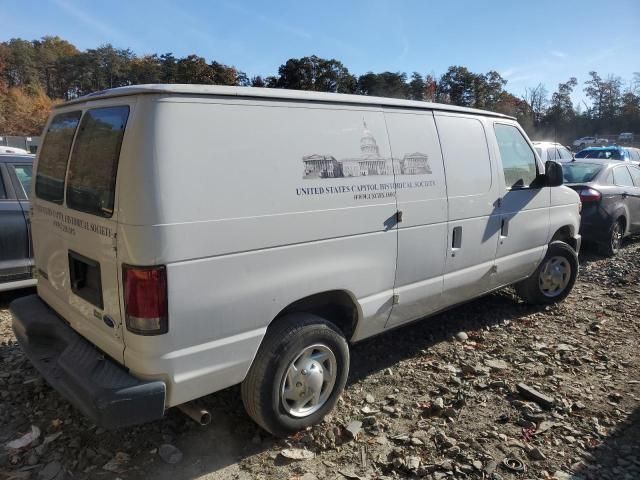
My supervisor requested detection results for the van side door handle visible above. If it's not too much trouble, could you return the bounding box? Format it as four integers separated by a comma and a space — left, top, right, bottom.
501, 218, 509, 237
452, 226, 462, 249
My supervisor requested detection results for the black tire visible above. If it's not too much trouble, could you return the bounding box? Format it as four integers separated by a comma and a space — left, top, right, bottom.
515, 241, 578, 305
241, 313, 349, 437
599, 218, 625, 257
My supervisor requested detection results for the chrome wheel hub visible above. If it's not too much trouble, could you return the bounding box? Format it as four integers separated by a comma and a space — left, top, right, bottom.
281, 344, 337, 417
612, 223, 622, 252
539, 256, 571, 297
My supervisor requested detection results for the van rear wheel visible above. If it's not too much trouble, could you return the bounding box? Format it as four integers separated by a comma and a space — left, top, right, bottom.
241, 313, 349, 437
515, 241, 578, 305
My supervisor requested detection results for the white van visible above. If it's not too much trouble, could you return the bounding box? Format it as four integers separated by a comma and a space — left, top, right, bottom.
11, 85, 581, 436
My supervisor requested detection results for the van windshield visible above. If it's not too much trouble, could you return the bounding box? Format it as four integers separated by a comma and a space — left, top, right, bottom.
66, 106, 129, 217
35, 111, 82, 203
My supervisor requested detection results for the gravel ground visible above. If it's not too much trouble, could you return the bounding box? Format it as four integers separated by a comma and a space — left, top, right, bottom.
1, 240, 639, 480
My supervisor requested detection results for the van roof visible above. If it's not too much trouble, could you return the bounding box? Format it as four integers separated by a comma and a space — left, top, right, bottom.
58, 84, 516, 120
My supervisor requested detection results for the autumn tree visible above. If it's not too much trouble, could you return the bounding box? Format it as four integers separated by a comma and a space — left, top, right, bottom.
357, 72, 408, 98
523, 83, 548, 128
584, 71, 623, 125
1, 35, 639, 139
408, 72, 425, 100
274, 56, 356, 93
33, 36, 79, 97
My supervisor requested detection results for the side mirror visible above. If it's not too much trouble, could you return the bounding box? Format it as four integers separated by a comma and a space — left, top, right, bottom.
545, 160, 563, 187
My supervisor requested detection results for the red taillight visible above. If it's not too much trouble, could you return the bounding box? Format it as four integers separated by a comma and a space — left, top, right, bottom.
123, 265, 168, 335
578, 188, 601, 203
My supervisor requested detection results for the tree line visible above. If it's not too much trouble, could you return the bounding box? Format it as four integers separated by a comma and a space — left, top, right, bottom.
1, 36, 639, 144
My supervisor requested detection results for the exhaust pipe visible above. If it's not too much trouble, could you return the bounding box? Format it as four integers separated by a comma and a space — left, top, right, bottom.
177, 402, 212, 426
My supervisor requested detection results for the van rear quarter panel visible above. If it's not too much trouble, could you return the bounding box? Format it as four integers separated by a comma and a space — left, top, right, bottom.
118, 96, 402, 405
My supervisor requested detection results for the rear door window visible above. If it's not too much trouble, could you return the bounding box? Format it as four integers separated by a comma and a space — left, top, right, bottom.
66, 106, 129, 217
35, 111, 82, 203
11, 164, 33, 199
613, 166, 634, 187
628, 166, 640, 187
547, 147, 558, 161
0, 169, 7, 199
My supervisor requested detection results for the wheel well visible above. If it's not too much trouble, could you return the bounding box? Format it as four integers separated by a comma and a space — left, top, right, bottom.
550, 225, 577, 251
616, 215, 627, 232
274, 290, 359, 341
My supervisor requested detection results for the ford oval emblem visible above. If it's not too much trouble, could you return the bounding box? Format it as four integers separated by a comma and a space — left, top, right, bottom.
103, 315, 115, 328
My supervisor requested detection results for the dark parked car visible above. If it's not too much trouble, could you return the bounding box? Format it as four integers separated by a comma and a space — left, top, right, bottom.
563, 159, 640, 256
0, 153, 35, 291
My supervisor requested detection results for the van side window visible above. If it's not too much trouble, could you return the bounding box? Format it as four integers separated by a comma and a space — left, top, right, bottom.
613, 166, 634, 187
35, 111, 82, 203
494, 124, 537, 189
66, 106, 129, 217
547, 148, 558, 161
436, 115, 491, 197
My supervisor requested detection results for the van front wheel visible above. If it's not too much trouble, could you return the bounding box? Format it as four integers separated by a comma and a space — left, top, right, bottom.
241, 313, 349, 437
515, 241, 578, 305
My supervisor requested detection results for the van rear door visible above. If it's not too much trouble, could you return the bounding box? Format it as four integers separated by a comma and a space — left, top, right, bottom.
32, 103, 132, 364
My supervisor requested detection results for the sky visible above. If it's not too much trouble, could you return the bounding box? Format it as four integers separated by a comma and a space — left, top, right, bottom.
3, 0, 640, 106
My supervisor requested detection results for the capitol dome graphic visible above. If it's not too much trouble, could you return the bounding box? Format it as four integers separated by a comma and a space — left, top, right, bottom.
302, 119, 431, 179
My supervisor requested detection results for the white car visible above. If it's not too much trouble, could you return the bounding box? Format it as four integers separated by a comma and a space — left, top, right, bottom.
618, 132, 634, 142
1, 146, 29, 154
11, 85, 582, 436
573, 136, 608, 149
532, 141, 574, 163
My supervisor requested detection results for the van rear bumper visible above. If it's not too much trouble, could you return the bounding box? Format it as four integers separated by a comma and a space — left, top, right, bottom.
10, 294, 166, 429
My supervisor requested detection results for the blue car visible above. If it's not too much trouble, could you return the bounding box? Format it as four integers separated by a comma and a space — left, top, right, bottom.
575, 145, 640, 164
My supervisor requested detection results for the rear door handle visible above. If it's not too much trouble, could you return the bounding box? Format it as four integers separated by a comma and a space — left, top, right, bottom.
452, 226, 462, 249
622, 192, 628, 199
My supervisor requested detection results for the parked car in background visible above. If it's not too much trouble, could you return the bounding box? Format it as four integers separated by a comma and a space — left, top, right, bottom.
1, 146, 29, 155
618, 132, 634, 143
572, 137, 608, 149
532, 141, 574, 162
626, 147, 640, 164
573, 137, 595, 149
563, 159, 640, 256
0, 153, 35, 291
575, 146, 640, 165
